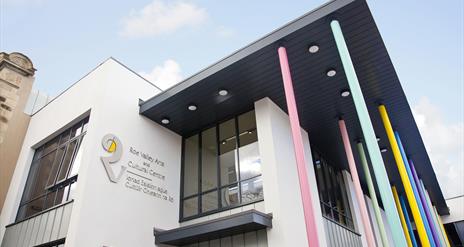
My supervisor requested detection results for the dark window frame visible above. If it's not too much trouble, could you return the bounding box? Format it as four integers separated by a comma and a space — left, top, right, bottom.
312, 147, 355, 230
179, 110, 263, 222
16, 117, 88, 222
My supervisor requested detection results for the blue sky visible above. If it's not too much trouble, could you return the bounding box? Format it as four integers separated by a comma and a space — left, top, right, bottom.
1, 0, 463, 197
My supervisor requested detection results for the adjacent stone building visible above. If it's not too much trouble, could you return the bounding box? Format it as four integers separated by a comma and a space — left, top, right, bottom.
0, 52, 36, 212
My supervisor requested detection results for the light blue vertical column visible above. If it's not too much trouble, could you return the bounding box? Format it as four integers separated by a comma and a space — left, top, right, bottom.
330, 19, 408, 247
400, 195, 419, 247
394, 132, 437, 247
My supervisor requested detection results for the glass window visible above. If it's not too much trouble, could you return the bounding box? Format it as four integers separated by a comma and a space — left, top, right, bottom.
17, 117, 88, 222
181, 110, 263, 220
202, 191, 218, 212
219, 119, 238, 186
312, 149, 354, 229
201, 127, 217, 192
183, 135, 199, 197
238, 111, 261, 180
183, 197, 198, 218
241, 176, 263, 204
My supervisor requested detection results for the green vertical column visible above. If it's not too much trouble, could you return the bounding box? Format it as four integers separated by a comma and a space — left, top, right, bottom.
330, 20, 408, 247
357, 141, 390, 247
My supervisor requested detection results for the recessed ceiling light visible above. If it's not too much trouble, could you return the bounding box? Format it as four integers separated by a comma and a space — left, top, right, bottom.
308, 44, 319, 53
380, 147, 388, 153
221, 140, 227, 145
188, 104, 197, 111
376, 137, 381, 142
341, 90, 350, 97
161, 118, 170, 125
218, 89, 228, 96
326, 69, 337, 77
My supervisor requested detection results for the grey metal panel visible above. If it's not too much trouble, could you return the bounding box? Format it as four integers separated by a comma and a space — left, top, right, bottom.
21, 219, 34, 247
220, 236, 232, 247
42, 207, 57, 243
58, 203, 73, 239
232, 234, 244, 247
210, 239, 220, 247
29, 215, 41, 246
35, 211, 50, 245
198, 241, 208, 247
323, 217, 362, 247
244, 231, 257, 247
256, 229, 267, 247
50, 206, 64, 241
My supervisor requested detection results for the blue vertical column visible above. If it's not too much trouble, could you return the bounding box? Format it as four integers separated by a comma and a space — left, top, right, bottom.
400, 195, 419, 247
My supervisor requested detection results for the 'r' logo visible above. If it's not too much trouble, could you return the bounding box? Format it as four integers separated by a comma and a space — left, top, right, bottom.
101, 134, 126, 183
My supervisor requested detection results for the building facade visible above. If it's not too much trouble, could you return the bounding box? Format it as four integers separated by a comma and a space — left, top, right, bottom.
0, 0, 461, 246
0, 52, 35, 213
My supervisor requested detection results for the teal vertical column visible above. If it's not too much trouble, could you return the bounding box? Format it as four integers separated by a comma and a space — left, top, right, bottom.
400, 195, 419, 247
395, 132, 437, 247
330, 19, 408, 247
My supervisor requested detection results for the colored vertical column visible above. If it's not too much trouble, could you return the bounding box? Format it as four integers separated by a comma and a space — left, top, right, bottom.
378, 104, 431, 247
277, 46, 320, 247
331, 20, 408, 247
422, 181, 451, 247
394, 132, 438, 247
356, 141, 390, 247
338, 119, 376, 247
392, 186, 414, 247
432, 204, 452, 247
407, 158, 442, 246
400, 195, 419, 247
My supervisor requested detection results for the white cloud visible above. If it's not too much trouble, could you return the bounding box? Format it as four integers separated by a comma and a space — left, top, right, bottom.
139, 59, 183, 90
120, 0, 208, 38
412, 97, 464, 198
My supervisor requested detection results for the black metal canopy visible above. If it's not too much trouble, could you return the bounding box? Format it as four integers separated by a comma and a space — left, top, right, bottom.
154, 210, 272, 245
140, 0, 448, 214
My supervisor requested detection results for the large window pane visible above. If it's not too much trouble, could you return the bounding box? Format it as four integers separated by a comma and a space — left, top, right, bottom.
238, 111, 261, 180
56, 139, 78, 182
183, 135, 199, 197
183, 197, 198, 218
240, 176, 263, 204
219, 119, 238, 186
30, 151, 57, 199
202, 191, 218, 213
201, 127, 217, 192
68, 140, 83, 177
221, 184, 239, 208
45, 146, 66, 188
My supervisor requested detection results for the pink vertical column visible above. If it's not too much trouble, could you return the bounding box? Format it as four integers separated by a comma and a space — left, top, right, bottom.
277, 46, 319, 247
338, 119, 377, 247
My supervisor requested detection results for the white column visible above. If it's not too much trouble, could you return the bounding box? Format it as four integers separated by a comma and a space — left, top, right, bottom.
255, 97, 327, 247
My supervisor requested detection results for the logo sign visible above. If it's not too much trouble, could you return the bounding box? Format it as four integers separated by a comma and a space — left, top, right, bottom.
101, 134, 126, 183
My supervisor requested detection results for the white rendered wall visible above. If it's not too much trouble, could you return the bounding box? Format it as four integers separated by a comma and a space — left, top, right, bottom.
441, 196, 464, 224
342, 170, 369, 247
254, 97, 327, 247
0, 58, 182, 247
